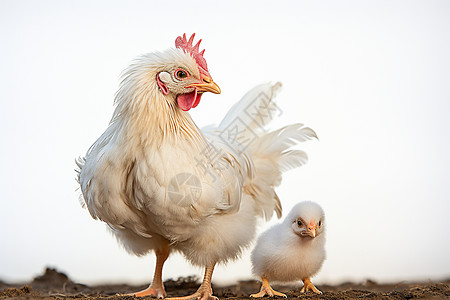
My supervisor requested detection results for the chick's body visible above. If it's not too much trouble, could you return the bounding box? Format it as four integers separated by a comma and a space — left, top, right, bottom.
251, 201, 326, 297
252, 223, 325, 282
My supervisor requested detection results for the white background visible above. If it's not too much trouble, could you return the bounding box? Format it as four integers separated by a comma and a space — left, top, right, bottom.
1, 0, 449, 286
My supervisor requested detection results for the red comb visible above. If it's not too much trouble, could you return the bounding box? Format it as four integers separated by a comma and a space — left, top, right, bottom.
175, 33, 208, 72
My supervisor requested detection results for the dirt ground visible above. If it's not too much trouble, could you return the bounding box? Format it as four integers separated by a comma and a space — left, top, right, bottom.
1, 268, 449, 300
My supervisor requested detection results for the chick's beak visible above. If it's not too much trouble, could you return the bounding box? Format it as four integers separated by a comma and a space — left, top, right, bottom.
186, 75, 221, 94
306, 222, 317, 238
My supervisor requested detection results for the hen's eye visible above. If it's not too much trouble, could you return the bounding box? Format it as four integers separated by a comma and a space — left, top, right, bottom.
175, 69, 188, 80
318, 220, 322, 227
297, 220, 303, 227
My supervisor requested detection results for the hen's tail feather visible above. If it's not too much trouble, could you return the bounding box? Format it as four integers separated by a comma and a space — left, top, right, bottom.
274, 192, 282, 219
253, 124, 316, 174
217, 82, 318, 221
219, 82, 282, 138
246, 123, 317, 220
278, 150, 309, 173
251, 124, 318, 155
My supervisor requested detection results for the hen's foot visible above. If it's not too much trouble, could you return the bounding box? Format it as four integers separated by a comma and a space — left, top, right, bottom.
167, 263, 217, 300
126, 285, 166, 298
250, 278, 287, 298
167, 286, 216, 300
300, 277, 322, 294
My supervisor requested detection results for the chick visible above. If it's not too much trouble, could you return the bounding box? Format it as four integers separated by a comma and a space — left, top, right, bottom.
251, 201, 326, 297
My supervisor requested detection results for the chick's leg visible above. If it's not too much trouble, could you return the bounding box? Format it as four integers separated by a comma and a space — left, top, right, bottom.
300, 277, 322, 294
168, 262, 217, 300
131, 246, 170, 298
250, 277, 287, 298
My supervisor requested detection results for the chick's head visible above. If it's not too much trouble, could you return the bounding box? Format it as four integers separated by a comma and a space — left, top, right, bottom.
287, 201, 325, 239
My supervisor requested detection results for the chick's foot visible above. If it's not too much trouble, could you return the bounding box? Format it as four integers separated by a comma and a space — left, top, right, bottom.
250, 278, 287, 298
300, 277, 322, 294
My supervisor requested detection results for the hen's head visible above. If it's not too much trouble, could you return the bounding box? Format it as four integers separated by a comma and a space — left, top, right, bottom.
155, 33, 220, 111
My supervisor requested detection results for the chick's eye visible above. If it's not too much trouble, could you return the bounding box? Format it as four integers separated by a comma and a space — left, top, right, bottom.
175, 69, 188, 80
297, 220, 303, 227
318, 220, 322, 227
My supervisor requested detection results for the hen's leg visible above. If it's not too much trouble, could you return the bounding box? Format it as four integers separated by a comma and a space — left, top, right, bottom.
167, 262, 217, 300
250, 277, 287, 298
300, 277, 322, 294
130, 246, 170, 298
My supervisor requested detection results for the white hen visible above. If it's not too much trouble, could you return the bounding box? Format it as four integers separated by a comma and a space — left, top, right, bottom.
251, 201, 326, 297
76, 33, 317, 299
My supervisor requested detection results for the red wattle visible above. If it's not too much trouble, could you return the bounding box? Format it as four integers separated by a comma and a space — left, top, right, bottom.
192, 92, 203, 108
177, 89, 202, 111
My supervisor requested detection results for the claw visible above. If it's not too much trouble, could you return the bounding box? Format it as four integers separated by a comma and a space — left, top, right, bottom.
128, 286, 166, 298
300, 277, 322, 294
167, 263, 217, 300
251, 278, 287, 298
168, 291, 217, 300
126, 246, 170, 298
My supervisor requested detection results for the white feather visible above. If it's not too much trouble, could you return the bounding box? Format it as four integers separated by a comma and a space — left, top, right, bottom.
76, 48, 317, 269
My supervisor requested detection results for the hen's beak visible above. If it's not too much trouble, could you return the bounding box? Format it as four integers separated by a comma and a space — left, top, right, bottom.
186, 76, 221, 94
